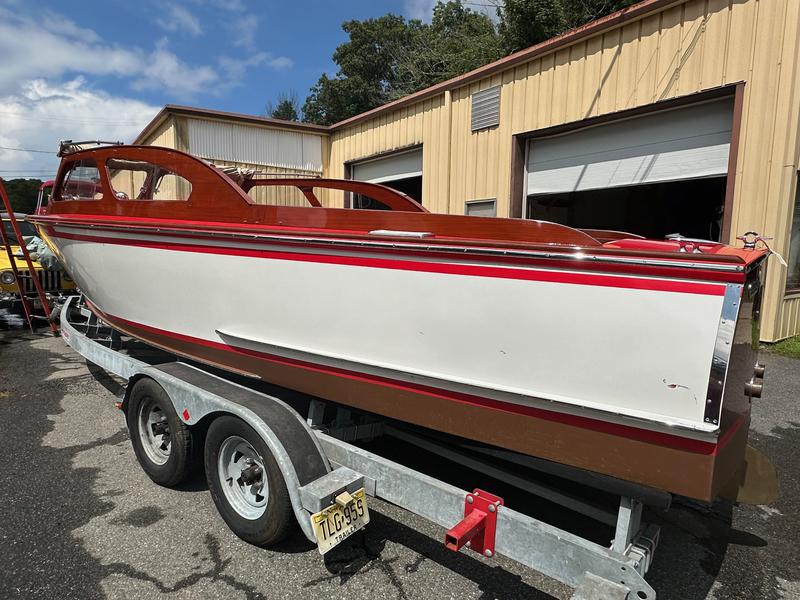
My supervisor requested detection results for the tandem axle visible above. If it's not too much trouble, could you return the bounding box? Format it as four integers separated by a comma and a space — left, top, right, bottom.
60, 296, 660, 600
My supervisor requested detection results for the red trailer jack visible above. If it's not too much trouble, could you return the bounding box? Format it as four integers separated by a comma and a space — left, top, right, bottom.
444, 489, 503, 557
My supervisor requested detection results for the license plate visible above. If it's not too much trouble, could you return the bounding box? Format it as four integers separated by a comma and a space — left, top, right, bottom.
310, 488, 370, 554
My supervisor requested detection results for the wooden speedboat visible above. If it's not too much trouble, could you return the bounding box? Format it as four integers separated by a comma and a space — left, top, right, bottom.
30, 144, 770, 502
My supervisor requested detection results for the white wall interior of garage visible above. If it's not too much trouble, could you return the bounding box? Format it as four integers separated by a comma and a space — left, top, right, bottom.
526, 97, 733, 195
186, 118, 323, 173
351, 149, 423, 183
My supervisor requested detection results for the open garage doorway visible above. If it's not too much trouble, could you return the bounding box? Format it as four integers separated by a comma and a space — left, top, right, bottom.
527, 177, 727, 240
523, 95, 736, 241
350, 147, 423, 209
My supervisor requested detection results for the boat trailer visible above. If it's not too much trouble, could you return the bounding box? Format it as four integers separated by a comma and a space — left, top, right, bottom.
59, 296, 660, 599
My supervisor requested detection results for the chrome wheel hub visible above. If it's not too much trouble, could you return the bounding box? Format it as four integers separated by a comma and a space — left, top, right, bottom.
138, 400, 171, 466
217, 436, 268, 520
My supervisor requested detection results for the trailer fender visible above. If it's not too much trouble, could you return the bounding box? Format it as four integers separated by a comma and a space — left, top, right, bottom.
135, 362, 330, 542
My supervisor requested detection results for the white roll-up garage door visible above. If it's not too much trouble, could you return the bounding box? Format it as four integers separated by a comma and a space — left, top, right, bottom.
526, 97, 734, 195
351, 148, 423, 184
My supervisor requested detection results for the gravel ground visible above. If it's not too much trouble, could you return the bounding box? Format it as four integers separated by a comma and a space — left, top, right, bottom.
0, 331, 797, 600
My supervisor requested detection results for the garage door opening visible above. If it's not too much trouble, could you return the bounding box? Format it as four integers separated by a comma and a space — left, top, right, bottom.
524, 97, 734, 241
527, 177, 727, 241
351, 148, 423, 209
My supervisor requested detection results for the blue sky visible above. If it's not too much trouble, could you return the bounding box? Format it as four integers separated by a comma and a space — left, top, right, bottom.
0, 0, 455, 177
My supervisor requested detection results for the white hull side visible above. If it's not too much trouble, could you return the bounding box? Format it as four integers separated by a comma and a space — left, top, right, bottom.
54, 229, 727, 433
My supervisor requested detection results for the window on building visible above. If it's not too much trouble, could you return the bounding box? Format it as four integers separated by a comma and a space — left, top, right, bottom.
465, 199, 496, 217
106, 159, 192, 201
58, 159, 103, 201
787, 177, 800, 292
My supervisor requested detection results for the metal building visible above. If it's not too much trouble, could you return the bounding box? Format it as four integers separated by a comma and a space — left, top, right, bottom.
135, 0, 800, 342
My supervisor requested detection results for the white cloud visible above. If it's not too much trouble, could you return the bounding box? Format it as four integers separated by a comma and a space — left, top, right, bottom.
403, 0, 500, 23
267, 56, 294, 70
0, 6, 293, 100
230, 15, 259, 50
191, 0, 246, 12
155, 4, 204, 37
0, 7, 218, 99
132, 39, 218, 94
0, 78, 159, 176
404, 0, 437, 21
218, 52, 293, 85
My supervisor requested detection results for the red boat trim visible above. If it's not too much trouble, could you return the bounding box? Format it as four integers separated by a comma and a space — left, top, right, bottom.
50, 228, 727, 296
90, 303, 732, 455
38, 218, 749, 284
33, 212, 750, 266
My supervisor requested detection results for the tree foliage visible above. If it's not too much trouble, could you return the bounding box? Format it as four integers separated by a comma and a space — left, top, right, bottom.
302, 14, 420, 125
392, 2, 503, 98
264, 90, 300, 121
1, 178, 42, 214
301, 0, 639, 125
497, 0, 638, 53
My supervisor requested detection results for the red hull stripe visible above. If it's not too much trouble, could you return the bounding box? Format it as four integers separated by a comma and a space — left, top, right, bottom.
91, 305, 731, 455
51, 228, 726, 296
42, 219, 746, 284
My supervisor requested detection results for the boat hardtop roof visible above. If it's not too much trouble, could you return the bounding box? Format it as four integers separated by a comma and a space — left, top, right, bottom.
33, 143, 768, 269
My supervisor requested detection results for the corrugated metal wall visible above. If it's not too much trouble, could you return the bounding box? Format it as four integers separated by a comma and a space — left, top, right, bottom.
328, 0, 800, 341
145, 117, 176, 149
186, 118, 324, 172
144, 115, 324, 208
206, 158, 310, 207
326, 95, 452, 212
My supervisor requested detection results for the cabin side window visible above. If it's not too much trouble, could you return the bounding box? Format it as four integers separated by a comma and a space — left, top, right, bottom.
58, 159, 103, 201
106, 159, 192, 201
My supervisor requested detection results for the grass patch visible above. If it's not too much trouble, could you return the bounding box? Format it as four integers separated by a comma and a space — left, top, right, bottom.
764, 335, 800, 359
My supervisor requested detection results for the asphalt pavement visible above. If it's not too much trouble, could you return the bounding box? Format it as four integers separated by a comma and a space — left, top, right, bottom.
0, 331, 798, 600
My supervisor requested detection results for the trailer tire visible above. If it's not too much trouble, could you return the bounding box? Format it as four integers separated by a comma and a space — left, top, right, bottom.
205, 416, 294, 547
127, 378, 195, 487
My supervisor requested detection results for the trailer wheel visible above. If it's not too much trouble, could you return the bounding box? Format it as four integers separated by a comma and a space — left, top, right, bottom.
127, 378, 195, 487
205, 416, 294, 546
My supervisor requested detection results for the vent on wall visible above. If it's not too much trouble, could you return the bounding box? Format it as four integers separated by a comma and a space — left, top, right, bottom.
471, 86, 501, 131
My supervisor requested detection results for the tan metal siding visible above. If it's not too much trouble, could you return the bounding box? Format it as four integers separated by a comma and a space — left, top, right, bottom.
204, 158, 311, 207
185, 117, 323, 172
327, 95, 450, 211
328, 0, 800, 340
141, 116, 176, 148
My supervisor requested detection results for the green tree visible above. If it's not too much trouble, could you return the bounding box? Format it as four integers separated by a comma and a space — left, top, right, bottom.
496, 0, 565, 54
302, 0, 639, 125
303, 14, 419, 125
1, 178, 42, 214
497, 0, 638, 54
303, 3, 500, 125
264, 91, 300, 121
392, 2, 503, 98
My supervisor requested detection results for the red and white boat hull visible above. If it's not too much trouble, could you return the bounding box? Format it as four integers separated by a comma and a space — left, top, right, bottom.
45, 222, 757, 500
31, 143, 767, 501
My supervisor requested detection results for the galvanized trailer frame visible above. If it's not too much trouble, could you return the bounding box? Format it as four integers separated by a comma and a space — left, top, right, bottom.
59, 296, 660, 600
